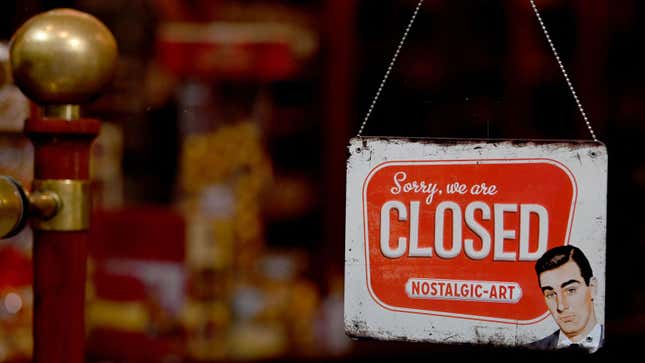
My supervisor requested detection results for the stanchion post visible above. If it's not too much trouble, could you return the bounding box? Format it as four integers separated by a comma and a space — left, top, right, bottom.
4, 8, 117, 363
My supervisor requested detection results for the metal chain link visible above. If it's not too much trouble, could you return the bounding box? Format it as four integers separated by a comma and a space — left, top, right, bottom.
357, 0, 424, 137
529, 0, 598, 142
357, 0, 599, 142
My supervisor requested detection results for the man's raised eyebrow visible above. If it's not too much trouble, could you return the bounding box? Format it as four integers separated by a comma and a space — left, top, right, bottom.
560, 279, 581, 288
540, 286, 554, 292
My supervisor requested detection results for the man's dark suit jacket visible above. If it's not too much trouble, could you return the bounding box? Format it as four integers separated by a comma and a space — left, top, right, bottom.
529, 325, 604, 351
529, 330, 559, 350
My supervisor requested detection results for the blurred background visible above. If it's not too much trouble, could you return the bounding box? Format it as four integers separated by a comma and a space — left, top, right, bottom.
0, 0, 641, 361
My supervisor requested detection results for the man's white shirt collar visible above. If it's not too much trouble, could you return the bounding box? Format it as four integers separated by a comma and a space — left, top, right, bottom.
557, 323, 602, 353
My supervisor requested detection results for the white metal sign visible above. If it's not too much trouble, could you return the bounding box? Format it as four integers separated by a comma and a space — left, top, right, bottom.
345, 137, 607, 352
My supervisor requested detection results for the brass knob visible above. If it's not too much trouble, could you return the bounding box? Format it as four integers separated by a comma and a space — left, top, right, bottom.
0, 45, 9, 86
9, 8, 117, 119
0, 176, 65, 239
0, 176, 29, 238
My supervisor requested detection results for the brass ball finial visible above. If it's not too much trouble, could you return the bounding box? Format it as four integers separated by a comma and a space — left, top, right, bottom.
9, 9, 117, 116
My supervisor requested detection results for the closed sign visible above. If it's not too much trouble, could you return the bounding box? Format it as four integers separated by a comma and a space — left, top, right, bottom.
345, 138, 607, 351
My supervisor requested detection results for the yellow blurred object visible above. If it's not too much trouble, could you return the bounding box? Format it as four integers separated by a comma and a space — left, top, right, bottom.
182, 299, 231, 361
181, 121, 271, 194
0, 338, 9, 362
258, 282, 289, 322
211, 219, 235, 269
289, 280, 319, 317
186, 215, 234, 270
181, 120, 271, 272
181, 299, 230, 331
87, 300, 149, 332
288, 279, 320, 351
9, 327, 32, 358
180, 117, 280, 361
229, 322, 288, 360
186, 332, 228, 361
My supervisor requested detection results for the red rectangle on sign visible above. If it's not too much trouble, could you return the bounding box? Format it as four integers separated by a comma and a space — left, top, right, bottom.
362, 159, 576, 323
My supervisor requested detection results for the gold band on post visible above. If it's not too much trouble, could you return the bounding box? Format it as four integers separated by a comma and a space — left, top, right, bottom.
31, 180, 90, 231
43, 105, 81, 120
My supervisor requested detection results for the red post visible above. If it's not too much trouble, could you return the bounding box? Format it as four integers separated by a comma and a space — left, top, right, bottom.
26, 117, 100, 363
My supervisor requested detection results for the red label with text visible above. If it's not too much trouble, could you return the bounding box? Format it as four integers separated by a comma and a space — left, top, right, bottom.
363, 160, 576, 323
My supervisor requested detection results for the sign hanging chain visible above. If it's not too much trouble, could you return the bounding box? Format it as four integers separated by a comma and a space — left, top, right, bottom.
528, 0, 598, 142
357, 0, 599, 143
356, 0, 425, 137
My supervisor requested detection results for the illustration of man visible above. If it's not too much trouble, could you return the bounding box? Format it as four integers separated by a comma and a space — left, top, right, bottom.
530, 245, 603, 353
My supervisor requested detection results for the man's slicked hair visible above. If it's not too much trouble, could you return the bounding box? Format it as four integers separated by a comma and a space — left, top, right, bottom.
535, 245, 593, 286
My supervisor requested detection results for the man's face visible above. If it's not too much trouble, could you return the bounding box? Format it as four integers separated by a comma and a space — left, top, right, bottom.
539, 260, 597, 339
